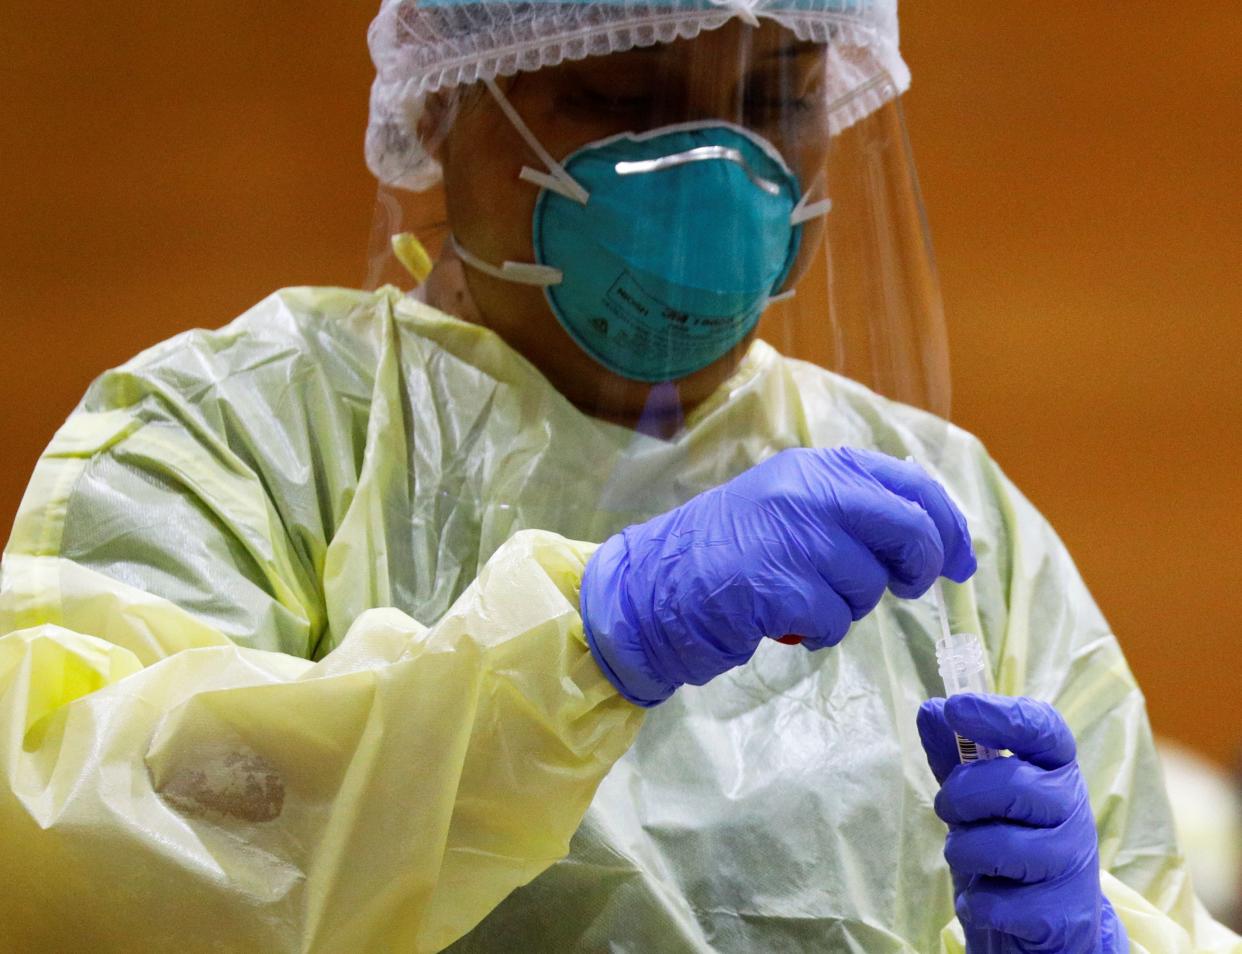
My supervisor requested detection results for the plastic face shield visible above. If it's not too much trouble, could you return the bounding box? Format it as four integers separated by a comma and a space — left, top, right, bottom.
366, 19, 950, 421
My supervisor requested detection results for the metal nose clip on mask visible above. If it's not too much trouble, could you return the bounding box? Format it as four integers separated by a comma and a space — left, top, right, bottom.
451, 79, 832, 383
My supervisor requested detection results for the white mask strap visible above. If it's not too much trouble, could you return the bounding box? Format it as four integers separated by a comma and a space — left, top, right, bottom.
484, 78, 590, 206
791, 193, 832, 226
450, 234, 563, 287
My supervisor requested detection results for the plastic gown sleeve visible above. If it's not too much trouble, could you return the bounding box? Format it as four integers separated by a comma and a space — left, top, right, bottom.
0, 393, 642, 952
933, 452, 1241, 954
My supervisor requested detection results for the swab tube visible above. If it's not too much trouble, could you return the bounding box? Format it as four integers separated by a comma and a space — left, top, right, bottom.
931, 584, 1000, 764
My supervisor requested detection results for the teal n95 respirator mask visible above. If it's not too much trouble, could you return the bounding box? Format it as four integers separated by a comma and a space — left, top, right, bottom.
450, 79, 831, 383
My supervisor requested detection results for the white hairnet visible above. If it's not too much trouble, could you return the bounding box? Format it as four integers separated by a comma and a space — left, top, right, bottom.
366, 0, 909, 190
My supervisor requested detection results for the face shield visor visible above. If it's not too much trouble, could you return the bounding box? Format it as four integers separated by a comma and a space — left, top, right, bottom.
351, 19, 968, 934
364, 1, 949, 423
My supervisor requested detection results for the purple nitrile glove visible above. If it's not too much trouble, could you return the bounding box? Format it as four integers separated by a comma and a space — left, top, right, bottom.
917, 694, 1129, 953
581, 446, 977, 706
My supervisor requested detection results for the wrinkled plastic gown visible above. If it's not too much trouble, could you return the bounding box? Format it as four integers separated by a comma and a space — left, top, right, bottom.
1, 287, 1236, 953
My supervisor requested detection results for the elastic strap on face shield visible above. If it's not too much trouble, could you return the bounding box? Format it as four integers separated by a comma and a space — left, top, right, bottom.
450, 234, 563, 287
483, 78, 590, 206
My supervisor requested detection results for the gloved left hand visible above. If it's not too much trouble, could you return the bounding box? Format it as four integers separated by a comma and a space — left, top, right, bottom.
916, 694, 1129, 953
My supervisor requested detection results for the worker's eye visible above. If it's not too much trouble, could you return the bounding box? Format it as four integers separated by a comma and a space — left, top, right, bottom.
562, 84, 657, 117
741, 74, 822, 126
741, 92, 816, 125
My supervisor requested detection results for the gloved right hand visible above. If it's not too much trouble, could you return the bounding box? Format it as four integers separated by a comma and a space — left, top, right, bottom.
580, 447, 977, 706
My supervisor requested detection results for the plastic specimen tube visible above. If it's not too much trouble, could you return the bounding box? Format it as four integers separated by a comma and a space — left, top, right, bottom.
931, 584, 1001, 764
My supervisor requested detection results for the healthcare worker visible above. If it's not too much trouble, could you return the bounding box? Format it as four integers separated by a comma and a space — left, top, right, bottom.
0, 1, 1237, 952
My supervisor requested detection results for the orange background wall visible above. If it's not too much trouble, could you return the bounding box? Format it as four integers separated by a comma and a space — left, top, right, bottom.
2, 5, 1239, 765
